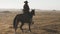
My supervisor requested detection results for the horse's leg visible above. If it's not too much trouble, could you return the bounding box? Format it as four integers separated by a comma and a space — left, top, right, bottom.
28, 23, 31, 32
20, 23, 24, 32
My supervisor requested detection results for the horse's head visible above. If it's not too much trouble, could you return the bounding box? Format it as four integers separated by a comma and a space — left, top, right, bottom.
31, 9, 35, 16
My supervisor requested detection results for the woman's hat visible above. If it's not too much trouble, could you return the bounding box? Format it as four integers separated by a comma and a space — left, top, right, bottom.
24, 1, 28, 3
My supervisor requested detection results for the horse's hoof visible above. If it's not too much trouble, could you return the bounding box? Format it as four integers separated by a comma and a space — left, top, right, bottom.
27, 30, 31, 32
28, 31, 31, 32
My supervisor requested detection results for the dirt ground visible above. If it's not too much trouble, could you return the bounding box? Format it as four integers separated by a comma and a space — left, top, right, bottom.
0, 11, 60, 34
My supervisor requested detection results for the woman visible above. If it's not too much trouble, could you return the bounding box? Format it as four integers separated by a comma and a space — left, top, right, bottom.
23, 1, 30, 14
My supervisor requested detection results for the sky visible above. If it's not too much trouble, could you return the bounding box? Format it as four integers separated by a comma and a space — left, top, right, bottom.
0, 0, 60, 10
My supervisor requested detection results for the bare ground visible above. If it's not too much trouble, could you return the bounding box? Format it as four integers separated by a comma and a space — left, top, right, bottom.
0, 11, 60, 34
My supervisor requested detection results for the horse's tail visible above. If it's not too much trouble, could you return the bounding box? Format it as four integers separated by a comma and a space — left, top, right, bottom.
13, 16, 17, 28
13, 15, 19, 32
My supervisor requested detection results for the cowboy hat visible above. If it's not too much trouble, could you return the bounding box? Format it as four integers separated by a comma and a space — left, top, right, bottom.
24, 1, 28, 3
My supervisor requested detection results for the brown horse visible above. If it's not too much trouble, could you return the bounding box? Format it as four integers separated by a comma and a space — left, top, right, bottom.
13, 9, 35, 33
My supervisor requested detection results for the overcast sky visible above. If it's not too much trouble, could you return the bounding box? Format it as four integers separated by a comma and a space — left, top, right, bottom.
0, 0, 60, 10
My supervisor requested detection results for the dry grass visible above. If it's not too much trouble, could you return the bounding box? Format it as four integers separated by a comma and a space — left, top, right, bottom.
0, 11, 60, 34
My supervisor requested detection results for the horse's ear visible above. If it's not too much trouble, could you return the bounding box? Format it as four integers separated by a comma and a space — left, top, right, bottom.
33, 9, 35, 12
32, 9, 35, 11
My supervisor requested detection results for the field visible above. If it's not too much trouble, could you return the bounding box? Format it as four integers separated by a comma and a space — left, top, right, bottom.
0, 10, 60, 34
